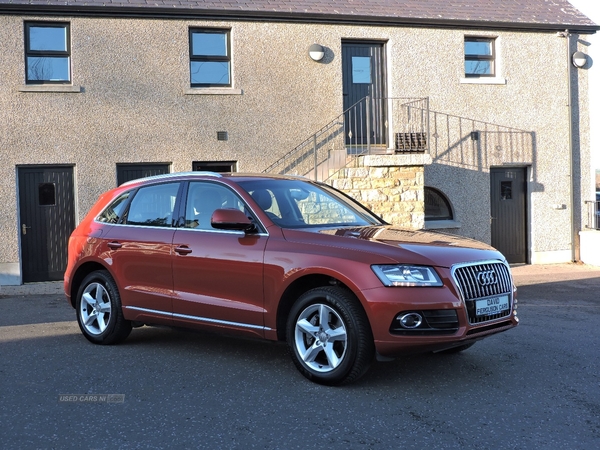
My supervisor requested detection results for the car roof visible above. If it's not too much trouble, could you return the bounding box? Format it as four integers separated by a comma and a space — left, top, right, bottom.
120, 171, 311, 187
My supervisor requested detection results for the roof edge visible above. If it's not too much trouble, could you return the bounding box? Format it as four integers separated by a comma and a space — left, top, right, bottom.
0, 4, 598, 34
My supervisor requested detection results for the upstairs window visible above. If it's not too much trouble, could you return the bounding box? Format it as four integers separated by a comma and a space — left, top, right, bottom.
464, 37, 495, 77
25, 22, 70, 84
189, 29, 231, 87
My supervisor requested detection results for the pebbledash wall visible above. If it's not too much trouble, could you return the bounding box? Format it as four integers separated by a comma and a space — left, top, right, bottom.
0, 14, 595, 283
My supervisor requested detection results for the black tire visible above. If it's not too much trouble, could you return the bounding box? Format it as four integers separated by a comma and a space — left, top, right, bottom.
436, 342, 476, 354
75, 270, 132, 345
286, 286, 374, 386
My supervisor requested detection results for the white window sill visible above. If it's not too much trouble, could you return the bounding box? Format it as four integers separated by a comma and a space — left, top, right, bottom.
185, 88, 242, 95
460, 77, 506, 85
424, 220, 462, 230
19, 85, 82, 93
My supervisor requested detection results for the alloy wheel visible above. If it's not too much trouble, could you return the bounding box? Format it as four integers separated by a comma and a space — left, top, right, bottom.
293, 303, 348, 373
79, 282, 112, 336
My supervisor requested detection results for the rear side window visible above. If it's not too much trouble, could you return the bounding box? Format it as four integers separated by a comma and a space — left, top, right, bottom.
124, 183, 180, 227
97, 192, 131, 224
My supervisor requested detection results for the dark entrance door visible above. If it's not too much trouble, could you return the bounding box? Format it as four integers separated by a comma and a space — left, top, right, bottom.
341, 41, 387, 147
117, 163, 170, 186
18, 165, 76, 282
192, 161, 237, 173
490, 167, 528, 264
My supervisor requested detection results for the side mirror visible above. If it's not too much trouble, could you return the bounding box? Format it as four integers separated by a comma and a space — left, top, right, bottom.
211, 209, 256, 232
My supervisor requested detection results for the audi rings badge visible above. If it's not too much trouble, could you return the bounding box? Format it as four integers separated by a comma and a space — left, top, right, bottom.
476, 270, 498, 286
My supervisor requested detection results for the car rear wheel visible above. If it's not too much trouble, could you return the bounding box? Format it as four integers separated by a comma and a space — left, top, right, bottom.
76, 270, 131, 345
287, 286, 374, 385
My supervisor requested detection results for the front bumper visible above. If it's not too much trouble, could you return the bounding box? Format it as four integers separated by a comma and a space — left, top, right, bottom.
359, 272, 519, 358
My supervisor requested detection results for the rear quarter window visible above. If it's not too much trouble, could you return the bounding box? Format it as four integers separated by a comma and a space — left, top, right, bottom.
97, 192, 131, 224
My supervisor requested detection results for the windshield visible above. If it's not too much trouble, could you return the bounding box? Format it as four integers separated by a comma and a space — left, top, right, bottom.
238, 178, 384, 229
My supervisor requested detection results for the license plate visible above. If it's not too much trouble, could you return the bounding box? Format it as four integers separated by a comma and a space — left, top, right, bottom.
475, 295, 509, 316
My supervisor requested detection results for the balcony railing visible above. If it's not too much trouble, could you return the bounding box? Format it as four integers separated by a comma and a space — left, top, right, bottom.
262, 96, 430, 181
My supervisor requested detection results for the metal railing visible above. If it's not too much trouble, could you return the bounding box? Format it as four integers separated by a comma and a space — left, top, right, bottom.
262, 97, 430, 181
585, 200, 600, 229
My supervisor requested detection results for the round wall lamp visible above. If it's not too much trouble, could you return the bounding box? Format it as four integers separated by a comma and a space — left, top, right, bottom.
572, 51, 587, 68
308, 44, 325, 61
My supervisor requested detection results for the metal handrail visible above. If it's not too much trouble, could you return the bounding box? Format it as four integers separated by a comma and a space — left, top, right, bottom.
263, 96, 430, 181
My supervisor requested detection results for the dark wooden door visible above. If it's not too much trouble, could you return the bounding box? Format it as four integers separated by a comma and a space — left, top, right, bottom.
117, 163, 170, 185
18, 166, 76, 282
342, 41, 387, 146
490, 167, 528, 264
192, 161, 237, 173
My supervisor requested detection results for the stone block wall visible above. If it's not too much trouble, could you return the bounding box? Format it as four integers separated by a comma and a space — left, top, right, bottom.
329, 155, 429, 229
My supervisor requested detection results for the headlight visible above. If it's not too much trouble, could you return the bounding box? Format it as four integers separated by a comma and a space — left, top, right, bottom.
372, 265, 443, 287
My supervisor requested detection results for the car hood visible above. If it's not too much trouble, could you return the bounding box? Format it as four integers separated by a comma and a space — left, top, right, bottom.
281, 225, 505, 268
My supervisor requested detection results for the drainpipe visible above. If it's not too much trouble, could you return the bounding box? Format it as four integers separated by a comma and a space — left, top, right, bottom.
559, 29, 578, 262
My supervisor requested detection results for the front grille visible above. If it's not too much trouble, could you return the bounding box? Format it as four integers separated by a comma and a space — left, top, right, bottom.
452, 261, 513, 324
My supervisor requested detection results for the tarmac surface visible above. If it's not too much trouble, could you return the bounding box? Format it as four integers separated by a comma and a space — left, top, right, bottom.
1, 262, 599, 449
1, 262, 599, 297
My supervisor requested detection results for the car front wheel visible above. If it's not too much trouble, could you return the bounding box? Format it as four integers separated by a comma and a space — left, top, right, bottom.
76, 270, 131, 345
287, 286, 374, 385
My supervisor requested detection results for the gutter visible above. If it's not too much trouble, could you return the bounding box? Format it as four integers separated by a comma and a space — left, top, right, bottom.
0, 5, 598, 34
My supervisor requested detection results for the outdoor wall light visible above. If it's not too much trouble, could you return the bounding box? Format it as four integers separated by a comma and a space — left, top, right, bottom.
308, 44, 325, 61
572, 51, 587, 68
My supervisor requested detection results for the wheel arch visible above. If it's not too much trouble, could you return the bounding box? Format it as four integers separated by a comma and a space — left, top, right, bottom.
275, 274, 368, 341
68, 261, 113, 307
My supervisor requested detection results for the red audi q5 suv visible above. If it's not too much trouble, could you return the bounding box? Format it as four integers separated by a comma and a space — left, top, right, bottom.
65, 172, 518, 385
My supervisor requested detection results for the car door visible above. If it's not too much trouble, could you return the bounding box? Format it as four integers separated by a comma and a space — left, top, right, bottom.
171, 181, 268, 336
102, 181, 181, 316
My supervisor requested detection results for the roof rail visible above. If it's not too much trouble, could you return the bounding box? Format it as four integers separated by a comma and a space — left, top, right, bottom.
121, 171, 223, 186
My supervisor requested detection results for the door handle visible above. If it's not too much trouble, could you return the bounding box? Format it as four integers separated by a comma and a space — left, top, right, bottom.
21, 224, 31, 235
107, 242, 123, 250
174, 245, 193, 255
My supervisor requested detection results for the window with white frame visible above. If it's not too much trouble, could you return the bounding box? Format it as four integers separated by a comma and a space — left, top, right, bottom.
464, 37, 495, 77
189, 28, 231, 87
25, 22, 71, 84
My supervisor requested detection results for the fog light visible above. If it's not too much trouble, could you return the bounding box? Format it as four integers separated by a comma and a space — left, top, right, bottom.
398, 312, 423, 329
